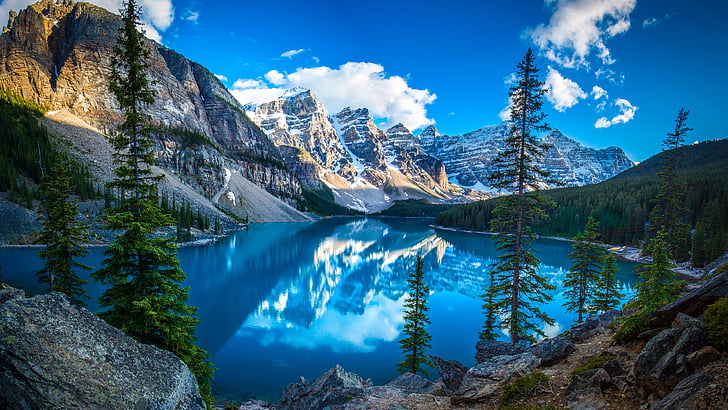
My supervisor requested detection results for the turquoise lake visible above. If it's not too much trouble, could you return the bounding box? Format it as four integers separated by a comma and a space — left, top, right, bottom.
0, 217, 638, 402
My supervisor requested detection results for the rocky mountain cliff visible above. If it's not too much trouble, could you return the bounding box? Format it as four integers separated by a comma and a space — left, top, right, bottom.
247, 88, 634, 211
0, 0, 311, 223
422, 123, 635, 189
247, 89, 459, 213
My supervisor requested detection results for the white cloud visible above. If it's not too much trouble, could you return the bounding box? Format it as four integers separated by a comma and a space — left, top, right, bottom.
594, 97, 637, 128
642, 13, 673, 29
0, 0, 175, 42
183, 9, 199, 22
591, 85, 608, 100
527, 0, 637, 68
498, 95, 515, 121
642, 17, 659, 28
264, 70, 286, 86
281, 48, 304, 58
214, 74, 228, 82
545, 66, 587, 111
231, 62, 437, 131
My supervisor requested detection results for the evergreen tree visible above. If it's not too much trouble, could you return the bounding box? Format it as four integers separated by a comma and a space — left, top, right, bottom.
648, 108, 692, 260
36, 160, 91, 306
632, 231, 685, 312
485, 48, 556, 344
564, 217, 603, 322
592, 252, 624, 313
91, 0, 213, 403
398, 256, 433, 376
479, 269, 500, 340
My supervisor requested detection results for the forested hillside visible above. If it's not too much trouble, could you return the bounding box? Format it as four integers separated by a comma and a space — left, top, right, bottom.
0, 89, 98, 205
435, 139, 728, 267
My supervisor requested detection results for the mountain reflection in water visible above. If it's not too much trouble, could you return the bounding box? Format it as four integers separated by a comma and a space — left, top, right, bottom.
0, 217, 637, 402
181, 217, 636, 401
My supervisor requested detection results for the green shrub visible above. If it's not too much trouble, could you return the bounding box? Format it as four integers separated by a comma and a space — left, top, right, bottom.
500, 372, 550, 404
571, 353, 616, 375
704, 297, 728, 351
613, 310, 652, 344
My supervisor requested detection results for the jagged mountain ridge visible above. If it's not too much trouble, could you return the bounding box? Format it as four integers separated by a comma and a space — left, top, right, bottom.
247, 88, 634, 211
247, 89, 459, 213
0, 0, 311, 223
422, 123, 635, 189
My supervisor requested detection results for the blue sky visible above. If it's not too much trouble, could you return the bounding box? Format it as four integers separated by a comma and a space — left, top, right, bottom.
3, 0, 726, 161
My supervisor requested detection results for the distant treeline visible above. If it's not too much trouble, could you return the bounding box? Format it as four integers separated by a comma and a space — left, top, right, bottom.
435, 140, 728, 267
0, 88, 99, 205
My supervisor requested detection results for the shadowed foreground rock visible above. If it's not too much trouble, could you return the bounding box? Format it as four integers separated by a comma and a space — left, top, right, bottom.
0, 290, 204, 409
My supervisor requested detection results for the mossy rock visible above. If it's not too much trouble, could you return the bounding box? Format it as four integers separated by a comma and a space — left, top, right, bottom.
704, 296, 728, 351
500, 371, 550, 404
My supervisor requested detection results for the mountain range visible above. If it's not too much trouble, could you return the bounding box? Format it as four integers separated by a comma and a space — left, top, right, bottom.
246, 88, 634, 211
0, 0, 634, 225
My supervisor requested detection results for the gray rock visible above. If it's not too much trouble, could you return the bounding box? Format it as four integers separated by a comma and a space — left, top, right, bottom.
567, 368, 601, 394
588, 368, 612, 390
278, 364, 369, 410
0, 286, 25, 303
565, 386, 607, 410
631, 324, 707, 396
453, 353, 540, 403
686, 346, 721, 371
529, 336, 575, 366
474, 339, 526, 363
653, 363, 728, 410
672, 312, 705, 329
601, 359, 625, 377
636, 327, 666, 341
569, 310, 622, 342
239, 399, 276, 409
385, 373, 436, 394
0, 292, 205, 409
431, 356, 469, 392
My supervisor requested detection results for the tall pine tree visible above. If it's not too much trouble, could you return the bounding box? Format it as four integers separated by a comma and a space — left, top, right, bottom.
479, 269, 500, 340
632, 232, 685, 312
648, 108, 692, 260
564, 217, 603, 323
92, 0, 213, 403
36, 159, 91, 306
398, 256, 433, 376
485, 48, 555, 344
592, 252, 624, 313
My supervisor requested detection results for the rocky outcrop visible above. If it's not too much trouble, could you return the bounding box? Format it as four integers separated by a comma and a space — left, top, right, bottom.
431, 356, 469, 393
474, 339, 526, 363
568, 309, 622, 342
631, 313, 710, 397
0, 289, 205, 409
529, 335, 575, 366
452, 352, 540, 403
652, 270, 728, 327
652, 363, 728, 410
277, 365, 449, 410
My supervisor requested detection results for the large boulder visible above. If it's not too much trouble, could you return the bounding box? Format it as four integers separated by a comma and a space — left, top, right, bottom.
384, 372, 438, 394
568, 310, 622, 342
278, 364, 370, 410
452, 352, 540, 403
529, 336, 575, 366
653, 363, 728, 410
0, 291, 205, 409
652, 270, 728, 327
631, 316, 707, 396
474, 339, 526, 363
431, 356, 469, 393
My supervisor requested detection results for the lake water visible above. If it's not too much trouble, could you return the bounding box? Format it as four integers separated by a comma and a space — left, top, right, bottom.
0, 217, 638, 402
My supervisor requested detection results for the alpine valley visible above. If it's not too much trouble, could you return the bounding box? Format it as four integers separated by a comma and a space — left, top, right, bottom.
0, 0, 633, 233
